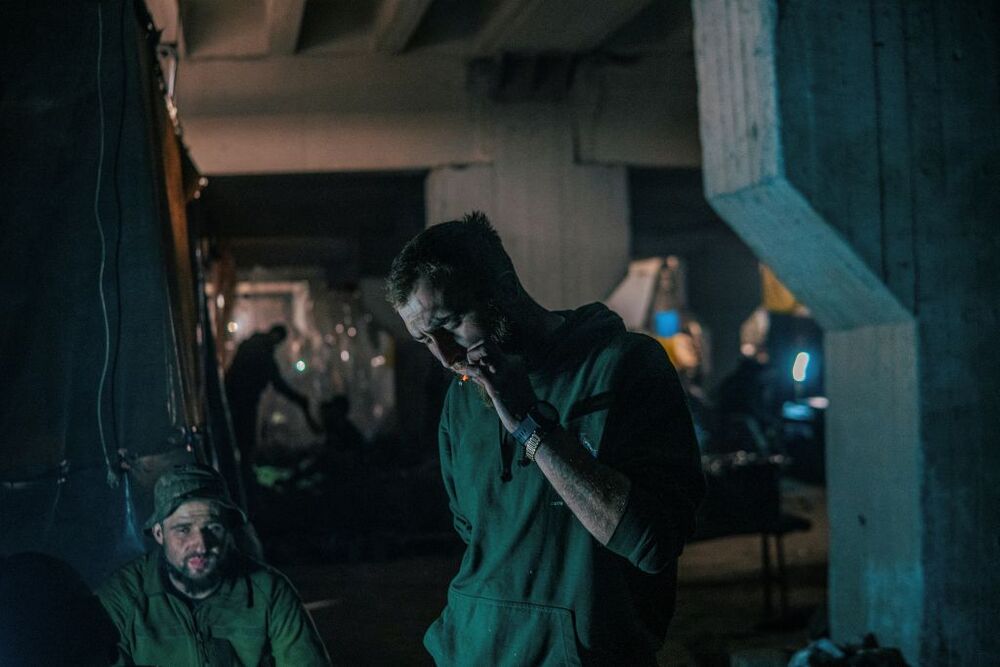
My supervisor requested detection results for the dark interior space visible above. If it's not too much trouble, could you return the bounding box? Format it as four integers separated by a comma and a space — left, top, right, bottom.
199, 171, 427, 280
630, 167, 762, 392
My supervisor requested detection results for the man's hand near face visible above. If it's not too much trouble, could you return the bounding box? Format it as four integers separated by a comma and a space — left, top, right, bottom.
461, 341, 536, 432
461, 340, 633, 546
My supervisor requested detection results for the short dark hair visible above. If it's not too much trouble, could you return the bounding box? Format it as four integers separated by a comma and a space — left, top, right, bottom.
268, 324, 288, 341
386, 211, 517, 306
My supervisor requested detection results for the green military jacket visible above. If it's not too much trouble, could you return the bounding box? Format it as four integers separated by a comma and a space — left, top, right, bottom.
98, 551, 330, 667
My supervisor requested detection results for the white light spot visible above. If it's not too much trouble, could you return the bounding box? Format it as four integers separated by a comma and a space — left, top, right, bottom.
216, 294, 225, 309
792, 352, 810, 382
227, 321, 239, 333
370, 355, 385, 368
347, 326, 357, 338
340, 350, 350, 362
295, 360, 306, 372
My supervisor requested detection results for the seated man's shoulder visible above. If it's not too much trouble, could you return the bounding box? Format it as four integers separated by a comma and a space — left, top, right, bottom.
98, 551, 156, 596
239, 556, 301, 599
96, 552, 159, 620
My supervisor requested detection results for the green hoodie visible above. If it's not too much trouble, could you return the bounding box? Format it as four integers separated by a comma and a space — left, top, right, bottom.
424, 303, 705, 666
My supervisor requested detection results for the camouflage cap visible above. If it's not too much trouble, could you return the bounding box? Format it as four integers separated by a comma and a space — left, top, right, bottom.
144, 463, 247, 531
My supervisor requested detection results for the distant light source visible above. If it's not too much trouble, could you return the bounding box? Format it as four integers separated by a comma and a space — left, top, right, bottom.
370, 355, 386, 368
807, 396, 830, 409
335, 323, 345, 334
216, 294, 225, 309
340, 350, 350, 362
347, 326, 357, 338
792, 352, 810, 382
295, 360, 306, 372
227, 321, 239, 333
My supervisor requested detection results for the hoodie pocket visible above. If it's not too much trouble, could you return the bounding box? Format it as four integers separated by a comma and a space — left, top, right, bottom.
425, 588, 583, 667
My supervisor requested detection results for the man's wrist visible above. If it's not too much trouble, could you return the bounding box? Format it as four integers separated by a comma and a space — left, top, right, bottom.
513, 401, 560, 461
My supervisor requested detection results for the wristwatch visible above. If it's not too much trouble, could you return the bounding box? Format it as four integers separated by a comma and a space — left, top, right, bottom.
512, 401, 559, 462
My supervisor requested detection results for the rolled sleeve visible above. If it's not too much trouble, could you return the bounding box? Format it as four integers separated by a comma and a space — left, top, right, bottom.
600, 340, 706, 573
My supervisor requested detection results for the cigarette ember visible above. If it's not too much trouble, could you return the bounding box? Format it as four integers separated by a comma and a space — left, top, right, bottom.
461, 374, 469, 383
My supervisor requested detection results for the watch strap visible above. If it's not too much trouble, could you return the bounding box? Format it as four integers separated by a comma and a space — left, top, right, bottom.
523, 431, 543, 462
512, 412, 540, 447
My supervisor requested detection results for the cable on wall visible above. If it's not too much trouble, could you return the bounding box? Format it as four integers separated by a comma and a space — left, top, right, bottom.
94, 1, 116, 488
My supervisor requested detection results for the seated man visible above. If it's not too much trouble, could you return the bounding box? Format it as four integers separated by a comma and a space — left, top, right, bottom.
98, 464, 330, 666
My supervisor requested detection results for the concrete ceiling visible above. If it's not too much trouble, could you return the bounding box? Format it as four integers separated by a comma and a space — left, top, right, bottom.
144, 0, 700, 174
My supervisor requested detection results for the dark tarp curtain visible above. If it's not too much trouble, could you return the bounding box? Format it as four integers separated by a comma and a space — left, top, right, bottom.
0, 0, 233, 586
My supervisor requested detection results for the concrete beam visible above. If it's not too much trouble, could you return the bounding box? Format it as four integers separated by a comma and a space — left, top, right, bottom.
175, 54, 470, 116
266, 0, 307, 55
573, 57, 701, 167
692, 0, 909, 331
693, 0, 920, 659
477, 0, 654, 54
371, 0, 434, 54
181, 111, 492, 174
179, 0, 270, 59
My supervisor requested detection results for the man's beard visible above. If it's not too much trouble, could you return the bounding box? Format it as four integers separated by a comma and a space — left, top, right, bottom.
160, 548, 232, 597
484, 300, 516, 352
464, 300, 517, 408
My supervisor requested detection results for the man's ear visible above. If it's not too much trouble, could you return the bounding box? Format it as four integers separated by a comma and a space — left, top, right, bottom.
152, 523, 164, 545
495, 270, 519, 305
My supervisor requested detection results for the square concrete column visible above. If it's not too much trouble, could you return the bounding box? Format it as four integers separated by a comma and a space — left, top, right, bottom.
693, 1, 1000, 663
426, 103, 630, 311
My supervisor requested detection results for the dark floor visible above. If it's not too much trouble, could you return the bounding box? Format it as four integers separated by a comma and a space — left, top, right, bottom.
281, 483, 828, 666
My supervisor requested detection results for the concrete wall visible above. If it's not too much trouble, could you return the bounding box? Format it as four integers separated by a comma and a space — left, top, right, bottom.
693, 0, 1000, 662
825, 322, 922, 653
426, 103, 631, 311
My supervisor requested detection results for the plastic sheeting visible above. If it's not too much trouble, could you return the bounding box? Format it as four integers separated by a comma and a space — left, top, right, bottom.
1, 0, 218, 585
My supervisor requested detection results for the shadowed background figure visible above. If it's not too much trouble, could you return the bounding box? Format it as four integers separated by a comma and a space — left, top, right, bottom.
225, 324, 318, 505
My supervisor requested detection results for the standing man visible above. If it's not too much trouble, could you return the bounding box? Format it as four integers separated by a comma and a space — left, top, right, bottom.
225, 324, 318, 497
98, 464, 331, 666
387, 212, 706, 665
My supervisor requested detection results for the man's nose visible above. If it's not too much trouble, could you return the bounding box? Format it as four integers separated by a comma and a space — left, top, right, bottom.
188, 530, 206, 551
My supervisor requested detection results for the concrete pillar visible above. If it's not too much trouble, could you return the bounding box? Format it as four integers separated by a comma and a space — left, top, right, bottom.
693, 0, 999, 663
426, 104, 630, 311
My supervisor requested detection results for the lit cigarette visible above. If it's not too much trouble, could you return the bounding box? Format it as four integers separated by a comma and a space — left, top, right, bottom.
461, 374, 469, 383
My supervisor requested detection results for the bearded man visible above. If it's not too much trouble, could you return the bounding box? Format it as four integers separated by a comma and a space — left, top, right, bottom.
97, 464, 330, 666
387, 212, 706, 665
